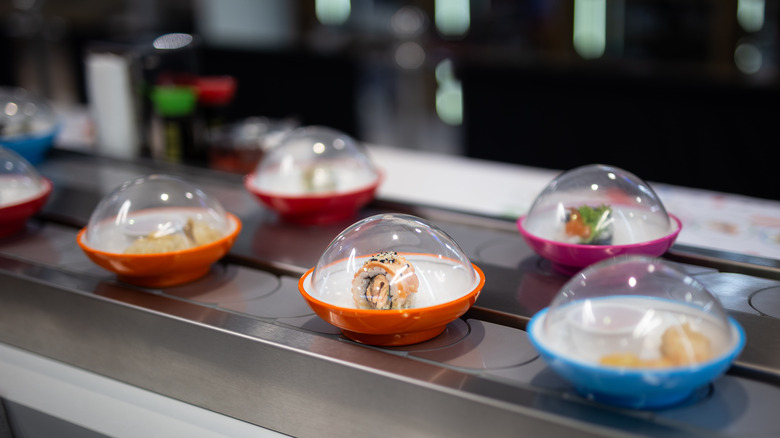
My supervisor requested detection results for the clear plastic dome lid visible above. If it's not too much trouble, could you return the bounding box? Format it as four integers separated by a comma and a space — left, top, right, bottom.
539, 256, 738, 368
523, 164, 674, 245
0, 146, 48, 207
248, 126, 379, 195
311, 213, 478, 310
83, 174, 232, 254
0, 87, 58, 140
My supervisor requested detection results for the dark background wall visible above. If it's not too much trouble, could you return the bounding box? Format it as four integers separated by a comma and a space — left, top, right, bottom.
460, 64, 779, 199
1, 0, 778, 200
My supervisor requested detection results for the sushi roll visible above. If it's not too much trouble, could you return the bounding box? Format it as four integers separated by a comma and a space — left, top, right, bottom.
564, 204, 614, 245
352, 251, 419, 310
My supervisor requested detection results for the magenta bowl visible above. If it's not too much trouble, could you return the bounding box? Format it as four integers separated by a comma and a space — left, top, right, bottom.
517, 214, 682, 275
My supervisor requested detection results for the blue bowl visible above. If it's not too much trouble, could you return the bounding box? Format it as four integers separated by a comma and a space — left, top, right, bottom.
0, 125, 59, 165
527, 306, 745, 409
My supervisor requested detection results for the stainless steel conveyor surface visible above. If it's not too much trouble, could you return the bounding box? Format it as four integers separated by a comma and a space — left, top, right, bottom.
2, 149, 780, 437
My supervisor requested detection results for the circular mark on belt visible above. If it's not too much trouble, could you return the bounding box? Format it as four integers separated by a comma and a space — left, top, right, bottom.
474, 237, 535, 269
220, 276, 313, 318
164, 264, 280, 304
278, 314, 342, 335
382, 318, 470, 352
749, 286, 780, 318
406, 319, 539, 370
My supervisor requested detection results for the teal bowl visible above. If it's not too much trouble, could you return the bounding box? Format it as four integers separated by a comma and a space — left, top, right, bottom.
1, 125, 60, 165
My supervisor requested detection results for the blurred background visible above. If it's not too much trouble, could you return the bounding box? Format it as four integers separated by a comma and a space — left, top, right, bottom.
1, 0, 778, 199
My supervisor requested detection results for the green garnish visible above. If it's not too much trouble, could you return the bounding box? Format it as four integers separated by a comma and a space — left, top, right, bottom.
576, 204, 612, 244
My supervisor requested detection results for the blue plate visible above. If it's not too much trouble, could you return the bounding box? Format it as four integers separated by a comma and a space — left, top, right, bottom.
0, 125, 60, 165
527, 306, 746, 409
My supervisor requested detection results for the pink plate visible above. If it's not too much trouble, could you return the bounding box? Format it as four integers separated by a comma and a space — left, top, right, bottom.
0, 178, 52, 238
244, 172, 382, 225
517, 214, 682, 275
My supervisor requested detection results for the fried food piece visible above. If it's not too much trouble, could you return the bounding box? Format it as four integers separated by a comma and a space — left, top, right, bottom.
599, 352, 673, 368
599, 323, 712, 368
184, 218, 224, 246
124, 233, 191, 254
660, 323, 712, 366
124, 218, 224, 254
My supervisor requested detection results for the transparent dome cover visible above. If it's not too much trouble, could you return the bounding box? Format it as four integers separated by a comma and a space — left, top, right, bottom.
538, 256, 739, 368
248, 126, 379, 195
0, 87, 58, 140
310, 213, 478, 310
0, 146, 48, 207
84, 174, 233, 254
524, 164, 674, 245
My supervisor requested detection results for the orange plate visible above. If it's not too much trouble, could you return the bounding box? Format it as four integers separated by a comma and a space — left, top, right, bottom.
298, 264, 485, 346
77, 213, 242, 288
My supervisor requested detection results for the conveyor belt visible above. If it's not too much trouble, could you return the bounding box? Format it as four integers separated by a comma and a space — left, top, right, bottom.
2, 149, 780, 437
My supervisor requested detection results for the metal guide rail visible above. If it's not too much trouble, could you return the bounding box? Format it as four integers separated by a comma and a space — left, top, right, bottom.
2, 150, 780, 437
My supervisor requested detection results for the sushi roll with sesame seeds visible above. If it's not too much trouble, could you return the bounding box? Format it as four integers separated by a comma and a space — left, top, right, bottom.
352, 251, 419, 310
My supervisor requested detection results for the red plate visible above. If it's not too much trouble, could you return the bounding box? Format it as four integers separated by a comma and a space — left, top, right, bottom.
0, 178, 52, 238
244, 172, 382, 225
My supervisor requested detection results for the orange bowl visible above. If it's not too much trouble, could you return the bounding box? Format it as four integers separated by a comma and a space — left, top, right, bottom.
77, 213, 241, 288
298, 263, 485, 346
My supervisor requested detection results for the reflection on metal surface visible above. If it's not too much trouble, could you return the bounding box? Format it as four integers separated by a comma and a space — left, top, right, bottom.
163, 263, 281, 305
667, 243, 780, 280
406, 320, 539, 370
